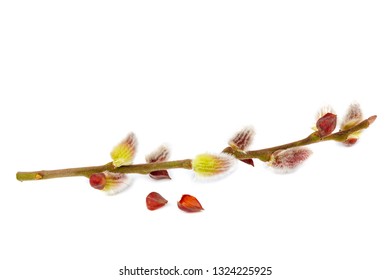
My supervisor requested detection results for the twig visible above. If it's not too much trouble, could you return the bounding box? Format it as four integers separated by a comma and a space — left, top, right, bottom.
16, 115, 376, 182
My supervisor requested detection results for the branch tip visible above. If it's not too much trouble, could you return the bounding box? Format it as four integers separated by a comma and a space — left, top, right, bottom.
368, 115, 377, 125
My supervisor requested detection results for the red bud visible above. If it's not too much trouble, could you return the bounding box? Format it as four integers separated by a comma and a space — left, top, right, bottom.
316, 113, 337, 137
178, 194, 204, 213
146, 192, 168, 210
89, 173, 106, 190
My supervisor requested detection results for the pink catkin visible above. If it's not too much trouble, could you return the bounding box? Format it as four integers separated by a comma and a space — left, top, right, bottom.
229, 127, 255, 151
145, 145, 170, 163
271, 147, 312, 170
341, 103, 363, 130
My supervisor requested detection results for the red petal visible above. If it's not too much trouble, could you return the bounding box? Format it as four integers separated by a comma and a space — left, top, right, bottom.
316, 113, 337, 137
177, 194, 204, 213
149, 170, 171, 180
240, 158, 254, 167
146, 192, 168, 210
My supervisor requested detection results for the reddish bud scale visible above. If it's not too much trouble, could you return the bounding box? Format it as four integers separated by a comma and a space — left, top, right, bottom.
240, 158, 254, 167
149, 170, 171, 180
343, 138, 358, 146
178, 194, 204, 212
89, 173, 106, 190
316, 113, 337, 137
146, 192, 168, 210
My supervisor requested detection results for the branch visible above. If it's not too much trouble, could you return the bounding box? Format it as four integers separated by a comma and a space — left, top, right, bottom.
15, 115, 376, 182
228, 115, 377, 161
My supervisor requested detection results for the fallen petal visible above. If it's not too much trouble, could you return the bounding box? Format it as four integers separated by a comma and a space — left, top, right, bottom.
178, 194, 204, 213
146, 192, 168, 210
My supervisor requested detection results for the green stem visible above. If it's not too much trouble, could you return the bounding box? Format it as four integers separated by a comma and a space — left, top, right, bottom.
16, 115, 376, 182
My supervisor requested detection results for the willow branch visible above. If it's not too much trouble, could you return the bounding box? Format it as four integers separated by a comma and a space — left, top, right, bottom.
16, 115, 376, 182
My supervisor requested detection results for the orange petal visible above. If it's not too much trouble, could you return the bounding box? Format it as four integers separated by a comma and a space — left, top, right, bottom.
177, 194, 204, 213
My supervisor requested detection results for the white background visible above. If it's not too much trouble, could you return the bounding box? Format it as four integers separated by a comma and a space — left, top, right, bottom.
1, 1, 389, 279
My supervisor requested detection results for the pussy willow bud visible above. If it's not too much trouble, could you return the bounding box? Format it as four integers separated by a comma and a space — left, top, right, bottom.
341, 103, 363, 131
192, 153, 236, 178
340, 103, 364, 146
91, 171, 131, 195
269, 147, 312, 171
110, 133, 137, 167
146, 145, 171, 180
145, 145, 170, 163
229, 126, 255, 151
